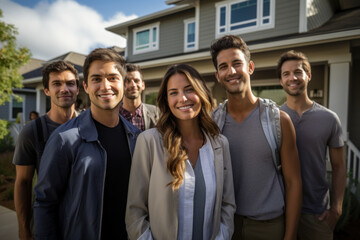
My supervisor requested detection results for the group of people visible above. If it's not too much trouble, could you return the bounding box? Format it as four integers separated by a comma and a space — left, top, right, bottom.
13, 34, 345, 240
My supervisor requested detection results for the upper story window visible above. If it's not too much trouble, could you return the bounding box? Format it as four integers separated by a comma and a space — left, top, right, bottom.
184, 18, 197, 52
216, 0, 274, 36
133, 22, 159, 55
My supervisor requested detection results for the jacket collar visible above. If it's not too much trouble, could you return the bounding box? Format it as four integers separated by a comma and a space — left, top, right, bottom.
78, 109, 140, 142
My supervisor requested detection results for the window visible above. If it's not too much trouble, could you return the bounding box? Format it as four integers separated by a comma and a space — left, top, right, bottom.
10, 95, 25, 121
133, 22, 160, 54
143, 88, 159, 105
184, 18, 197, 52
216, 0, 274, 36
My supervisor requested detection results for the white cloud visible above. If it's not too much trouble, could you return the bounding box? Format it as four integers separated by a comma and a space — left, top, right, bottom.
0, 0, 137, 60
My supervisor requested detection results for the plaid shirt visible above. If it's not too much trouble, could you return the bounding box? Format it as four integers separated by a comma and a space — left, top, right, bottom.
119, 103, 145, 131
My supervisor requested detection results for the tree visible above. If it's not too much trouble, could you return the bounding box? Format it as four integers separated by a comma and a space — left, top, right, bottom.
0, 9, 31, 139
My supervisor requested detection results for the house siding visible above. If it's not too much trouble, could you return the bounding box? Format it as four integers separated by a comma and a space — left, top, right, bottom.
127, 8, 195, 63
25, 94, 37, 120
0, 102, 10, 121
0, 92, 36, 122
198, 0, 300, 49
198, 0, 218, 50
307, 0, 334, 31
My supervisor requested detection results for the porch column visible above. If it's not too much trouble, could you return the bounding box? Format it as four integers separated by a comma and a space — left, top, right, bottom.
36, 88, 47, 116
328, 61, 350, 141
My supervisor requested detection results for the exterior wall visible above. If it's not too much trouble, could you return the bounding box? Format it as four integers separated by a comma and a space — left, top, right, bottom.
0, 92, 36, 122
198, 0, 300, 49
127, 0, 302, 62
127, 8, 195, 62
307, 0, 334, 31
0, 103, 10, 121
24, 94, 37, 121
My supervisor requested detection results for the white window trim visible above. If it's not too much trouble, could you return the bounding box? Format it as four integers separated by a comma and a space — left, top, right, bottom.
9, 94, 25, 121
184, 18, 197, 52
215, 0, 275, 38
133, 22, 160, 55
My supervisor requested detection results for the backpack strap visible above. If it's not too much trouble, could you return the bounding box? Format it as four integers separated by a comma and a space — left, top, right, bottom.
34, 116, 50, 167
259, 98, 282, 172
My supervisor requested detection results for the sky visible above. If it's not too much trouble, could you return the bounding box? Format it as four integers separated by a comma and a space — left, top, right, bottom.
0, 0, 170, 60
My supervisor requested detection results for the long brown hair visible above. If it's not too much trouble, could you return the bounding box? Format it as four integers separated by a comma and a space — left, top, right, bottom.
156, 64, 219, 190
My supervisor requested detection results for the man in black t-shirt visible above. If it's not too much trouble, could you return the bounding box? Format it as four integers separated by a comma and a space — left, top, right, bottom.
34, 48, 140, 239
13, 60, 79, 240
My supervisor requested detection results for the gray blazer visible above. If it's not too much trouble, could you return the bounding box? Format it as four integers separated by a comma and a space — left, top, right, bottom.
142, 103, 159, 130
125, 128, 236, 240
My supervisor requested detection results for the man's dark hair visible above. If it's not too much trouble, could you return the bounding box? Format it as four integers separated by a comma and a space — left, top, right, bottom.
276, 50, 311, 79
83, 48, 126, 84
210, 35, 251, 70
42, 60, 79, 89
126, 63, 143, 80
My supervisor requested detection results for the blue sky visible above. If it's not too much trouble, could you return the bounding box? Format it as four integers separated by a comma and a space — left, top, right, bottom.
0, 0, 170, 59
11, 0, 169, 20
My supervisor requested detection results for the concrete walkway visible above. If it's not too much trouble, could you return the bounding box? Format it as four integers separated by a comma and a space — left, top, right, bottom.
0, 206, 18, 240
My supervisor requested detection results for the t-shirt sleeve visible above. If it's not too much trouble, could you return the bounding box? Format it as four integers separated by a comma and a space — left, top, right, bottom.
328, 113, 344, 148
12, 122, 37, 166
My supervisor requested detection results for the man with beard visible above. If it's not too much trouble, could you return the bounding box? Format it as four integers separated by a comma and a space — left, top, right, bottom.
34, 48, 140, 239
277, 50, 345, 240
211, 35, 302, 240
120, 63, 159, 131
13, 60, 79, 240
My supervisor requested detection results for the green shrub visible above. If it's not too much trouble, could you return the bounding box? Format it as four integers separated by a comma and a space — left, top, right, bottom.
0, 120, 14, 153
0, 151, 15, 177
4, 186, 14, 200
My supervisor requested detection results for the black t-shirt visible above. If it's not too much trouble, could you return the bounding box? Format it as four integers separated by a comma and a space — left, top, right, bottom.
94, 119, 132, 240
12, 114, 60, 171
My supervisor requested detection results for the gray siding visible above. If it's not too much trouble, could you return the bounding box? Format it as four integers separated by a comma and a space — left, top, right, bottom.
0, 92, 36, 122
24, 94, 37, 121
307, 0, 334, 31
127, 8, 195, 62
199, 0, 301, 49
0, 102, 10, 121
199, 0, 218, 50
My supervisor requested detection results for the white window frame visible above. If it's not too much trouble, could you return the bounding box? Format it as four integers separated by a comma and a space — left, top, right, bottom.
133, 22, 160, 55
9, 94, 25, 121
215, 0, 275, 37
184, 18, 197, 52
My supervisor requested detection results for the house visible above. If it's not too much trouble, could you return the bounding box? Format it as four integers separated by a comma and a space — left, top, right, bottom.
106, 0, 360, 179
0, 58, 44, 124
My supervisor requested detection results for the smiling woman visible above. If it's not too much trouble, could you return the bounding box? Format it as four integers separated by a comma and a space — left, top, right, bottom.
125, 64, 236, 240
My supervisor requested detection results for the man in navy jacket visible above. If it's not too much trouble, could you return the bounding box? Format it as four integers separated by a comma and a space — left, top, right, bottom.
34, 48, 140, 240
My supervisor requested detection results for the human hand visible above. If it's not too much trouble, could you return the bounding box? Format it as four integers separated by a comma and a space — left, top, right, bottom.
318, 209, 341, 231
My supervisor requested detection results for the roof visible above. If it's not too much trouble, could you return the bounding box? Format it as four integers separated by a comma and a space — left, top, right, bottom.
18, 58, 45, 75
22, 64, 83, 80
47, 51, 86, 66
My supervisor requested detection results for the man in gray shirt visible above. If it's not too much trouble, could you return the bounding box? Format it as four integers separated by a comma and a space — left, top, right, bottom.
211, 35, 302, 240
13, 60, 79, 239
277, 50, 345, 240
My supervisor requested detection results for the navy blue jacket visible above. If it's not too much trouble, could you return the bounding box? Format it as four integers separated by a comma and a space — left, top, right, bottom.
34, 109, 140, 240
